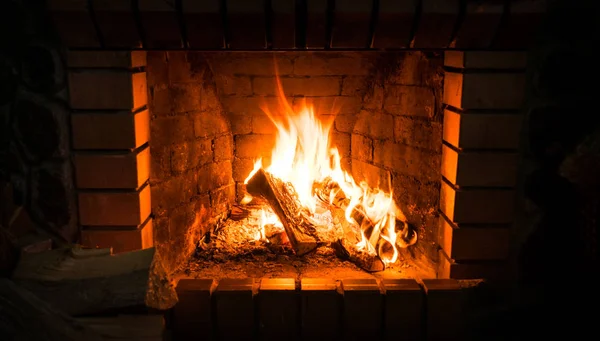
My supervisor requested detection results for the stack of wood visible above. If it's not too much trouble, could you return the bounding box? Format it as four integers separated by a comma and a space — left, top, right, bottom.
245, 169, 388, 272
1, 246, 176, 340
1, 181, 177, 341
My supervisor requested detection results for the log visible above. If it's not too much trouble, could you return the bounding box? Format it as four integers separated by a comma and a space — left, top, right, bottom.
10, 247, 178, 316
245, 168, 319, 255
313, 179, 385, 272
0, 278, 106, 341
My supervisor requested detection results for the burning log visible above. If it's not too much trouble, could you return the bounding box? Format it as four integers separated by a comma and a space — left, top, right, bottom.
245, 169, 319, 255
10, 247, 177, 316
313, 179, 386, 272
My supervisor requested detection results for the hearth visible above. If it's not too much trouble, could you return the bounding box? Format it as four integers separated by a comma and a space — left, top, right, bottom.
5, 0, 581, 340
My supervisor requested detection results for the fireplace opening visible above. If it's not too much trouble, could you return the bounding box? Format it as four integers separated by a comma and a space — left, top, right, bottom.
147, 51, 443, 280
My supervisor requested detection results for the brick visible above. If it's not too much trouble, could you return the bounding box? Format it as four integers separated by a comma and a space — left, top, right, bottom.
301, 278, 341, 340
71, 109, 149, 150
439, 216, 510, 261
228, 115, 252, 135
294, 55, 371, 76
442, 109, 522, 149
139, 1, 182, 48
422, 279, 463, 340
394, 116, 442, 152
215, 75, 253, 96
382, 279, 424, 341
151, 83, 201, 115
193, 111, 230, 138
74, 146, 150, 189
68, 71, 147, 110
151, 172, 197, 215
353, 111, 394, 139
47, 0, 99, 48
171, 139, 213, 173
298, 96, 362, 116
444, 51, 527, 70
258, 278, 298, 340
383, 85, 436, 118
221, 97, 267, 116
215, 278, 255, 340
66, 50, 147, 68
341, 76, 366, 97
413, 0, 460, 48
198, 161, 233, 193
210, 184, 236, 213
374, 140, 440, 183
351, 160, 391, 192
252, 113, 278, 135
253, 77, 341, 97
80, 218, 153, 253
333, 114, 356, 133
451, 3, 503, 49
443, 72, 526, 110
438, 249, 506, 280
150, 115, 194, 146
227, 0, 266, 49
181, 0, 224, 49
351, 134, 373, 162
214, 134, 233, 162
93, 0, 141, 48
331, 132, 350, 157
372, 0, 416, 48
341, 278, 382, 340
233, 157, 256, 182
150, 145, 171, 181
235, 134, 275, 159
331, 0, 372, 48
173, 279, 215, 340
440, 181, 515, 224
441, 145, 518, 187
78, 184, 151, 226
209, 54, 294, 76
392, 51, 444, 87
271, 0, 295, 48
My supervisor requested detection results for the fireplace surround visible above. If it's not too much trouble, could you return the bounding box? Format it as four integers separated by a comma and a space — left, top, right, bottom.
3, 0, 550, 281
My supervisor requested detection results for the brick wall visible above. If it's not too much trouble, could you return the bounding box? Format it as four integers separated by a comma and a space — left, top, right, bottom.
353, 52, 445, 265
203, 52, 369, 201
147, 52, 235, 273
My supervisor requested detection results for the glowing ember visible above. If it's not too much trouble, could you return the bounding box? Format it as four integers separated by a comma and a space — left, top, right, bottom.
243, 77, 416, 265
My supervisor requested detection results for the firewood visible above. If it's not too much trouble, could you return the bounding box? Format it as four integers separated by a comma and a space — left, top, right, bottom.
313, 179, 385, 272
10, 247, 178, 316
0, 278, 106, 341
245, 169, 319, 255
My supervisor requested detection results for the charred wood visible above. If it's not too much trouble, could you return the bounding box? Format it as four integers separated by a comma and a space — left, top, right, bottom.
313, 180, 385, 272
245, 169, 319, 255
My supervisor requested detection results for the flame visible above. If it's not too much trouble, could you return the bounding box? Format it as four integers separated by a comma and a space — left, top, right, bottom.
244, 76, 416, 265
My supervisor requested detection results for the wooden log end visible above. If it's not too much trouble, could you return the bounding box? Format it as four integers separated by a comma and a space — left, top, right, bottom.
332, 239, 385, 273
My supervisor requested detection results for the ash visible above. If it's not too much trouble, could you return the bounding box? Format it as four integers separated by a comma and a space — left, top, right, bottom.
180, 205, 430, 280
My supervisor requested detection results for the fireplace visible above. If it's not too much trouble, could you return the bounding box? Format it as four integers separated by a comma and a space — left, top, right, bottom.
7, 0, 590, 340
66, 46, 527, 282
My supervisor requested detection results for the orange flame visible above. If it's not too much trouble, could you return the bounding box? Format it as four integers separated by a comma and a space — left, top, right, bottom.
244, 75, 416, 264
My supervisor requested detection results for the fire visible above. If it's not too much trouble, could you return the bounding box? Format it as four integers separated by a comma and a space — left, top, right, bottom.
243, 77, 416, 265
